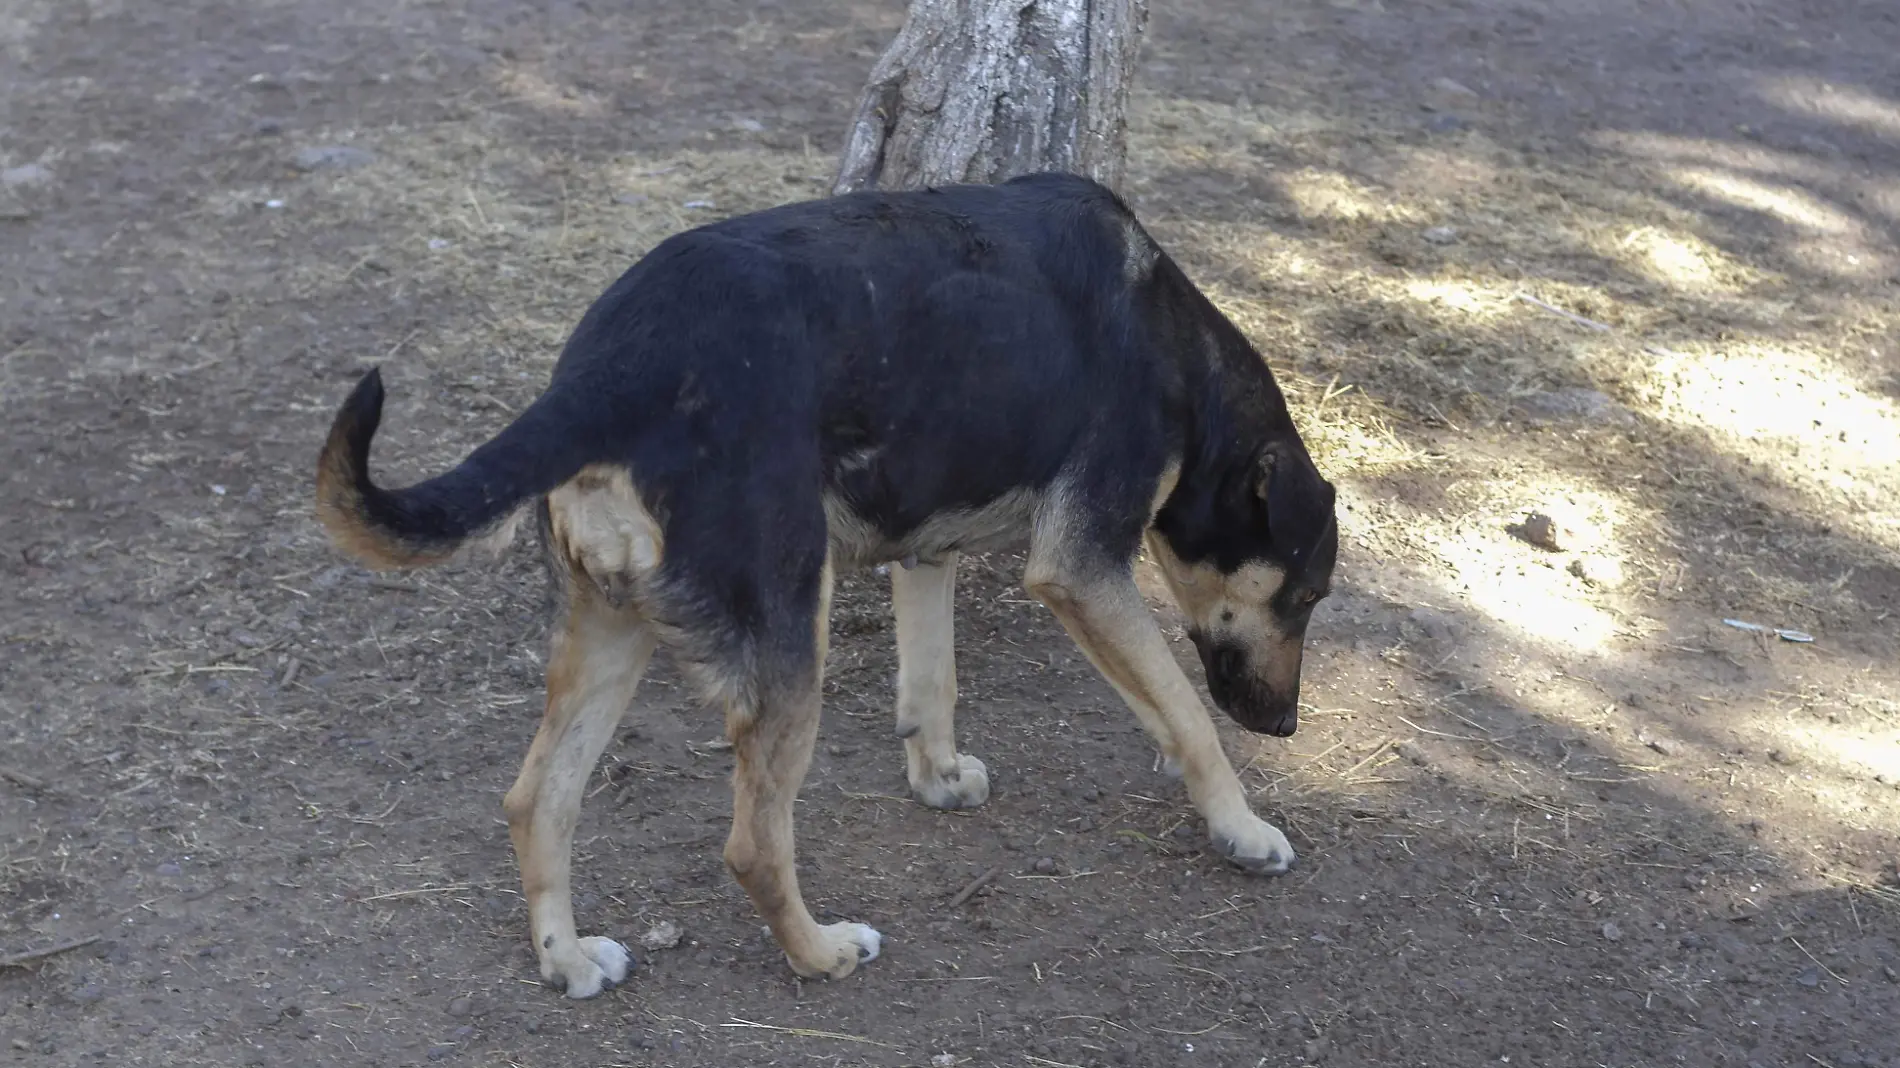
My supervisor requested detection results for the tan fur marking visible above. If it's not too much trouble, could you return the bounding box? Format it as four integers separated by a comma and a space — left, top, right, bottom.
723, 557, 880, 977
502, 597, 654, 997
892, 554, 990, 809
313, 420, 525, 571
1145, 534, 1291, 647
1027, 478, 1289, 867
546, 465, 664, 591
312, 419, 451, 570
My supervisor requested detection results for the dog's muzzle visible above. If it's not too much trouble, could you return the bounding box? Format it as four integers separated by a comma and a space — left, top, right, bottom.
1194, 634, 1301, 737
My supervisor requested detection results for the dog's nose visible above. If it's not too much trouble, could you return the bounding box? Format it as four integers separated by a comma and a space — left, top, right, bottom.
1268, 707, 1298, 737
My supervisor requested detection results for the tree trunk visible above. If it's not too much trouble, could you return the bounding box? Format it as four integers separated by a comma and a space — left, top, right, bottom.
832, 0, 1149, 196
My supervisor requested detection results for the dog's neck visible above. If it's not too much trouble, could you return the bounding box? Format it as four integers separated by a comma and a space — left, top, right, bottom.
1158, 263, 1299, 495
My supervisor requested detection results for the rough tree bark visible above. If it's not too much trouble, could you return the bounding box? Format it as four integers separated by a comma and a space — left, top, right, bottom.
832, 0, 1149, 196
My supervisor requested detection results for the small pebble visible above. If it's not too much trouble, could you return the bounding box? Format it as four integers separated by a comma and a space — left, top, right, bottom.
1679, 932, 1704, 949
426, 1045, 454, 1061
446, 997, 472, 1017
1032, 856, 1058, 875
1422, 225, 1459, 245
1569, 555, 1625, 589
156, 862, 182, 876
640, 920, 683, 951
0, 162, 53, 188
1795, 967, 1822, 988
1600, 922, 1623, 942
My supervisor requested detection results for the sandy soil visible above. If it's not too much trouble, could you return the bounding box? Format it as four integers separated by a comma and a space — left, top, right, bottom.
2, 1, 1896, 1065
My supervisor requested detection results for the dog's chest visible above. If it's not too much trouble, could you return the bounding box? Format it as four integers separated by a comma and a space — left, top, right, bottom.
821, 482, 1038, 569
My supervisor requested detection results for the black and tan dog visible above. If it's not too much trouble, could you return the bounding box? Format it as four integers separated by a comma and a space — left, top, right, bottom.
315, 172, 1337, 997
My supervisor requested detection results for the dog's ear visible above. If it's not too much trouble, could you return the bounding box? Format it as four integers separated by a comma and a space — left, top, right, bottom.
1255, 441, 1336, 567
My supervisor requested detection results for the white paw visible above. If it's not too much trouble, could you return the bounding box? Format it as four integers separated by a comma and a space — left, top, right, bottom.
798, 921, 882, 979
911, 753, 991, 810
1210, 814, 1296, 875
547, 936, 633, 999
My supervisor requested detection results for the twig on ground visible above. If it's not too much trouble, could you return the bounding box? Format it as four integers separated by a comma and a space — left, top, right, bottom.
945, 863, 1004, 909
1790, 936, 1849, 985
0, 934, 101, 968
0, 765, 48, 790
356, 885, 473, 904
1514, 291, 1612, 332
1396, 715, 1487, 743
720, 1018, 896, 1048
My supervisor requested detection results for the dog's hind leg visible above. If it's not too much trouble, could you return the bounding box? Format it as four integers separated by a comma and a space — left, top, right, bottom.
1025, 555, 1295, 875
891, 553, 990, 809
723, 560, 883, 979
501, 597, 653, 998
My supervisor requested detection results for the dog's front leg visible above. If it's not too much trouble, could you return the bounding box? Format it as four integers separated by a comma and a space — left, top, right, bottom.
500, 600, 652, 998
1024, 562, 1295, 875
891, 553, 990, 809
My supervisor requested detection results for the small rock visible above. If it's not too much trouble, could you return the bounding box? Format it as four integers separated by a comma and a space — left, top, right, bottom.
732, 118, 765, 133
1033, 856, 1058, 875
2, 162, 54, 188
639, 920, 683, 952
426, 1044, 454, 1061
1767, 748, 1797, 767
1678, 932, 1704, 949
1237, 991, 1256, 1006
280, 1004, 303, 1019
1422, 225, 1460, 245
1569, 555, 1625, 589
71, 982, 106, 1005
931, 1055, 958, 1068
1642, 735, 1672, 756
1431, 76, 1479, 98
1882, 964, 1896, 983
1518, 512, 1601, 552
156, 861, 183, 877
446, 997, 473, 1017
293, 144, 377, 171
253, 118, 285, 137
1396, 741, 1431, 767
1425, 114, 1469, 134
1795, 966, 1822, 988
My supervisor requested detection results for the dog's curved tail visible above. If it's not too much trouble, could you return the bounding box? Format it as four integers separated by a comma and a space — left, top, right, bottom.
314, 367, 603, 570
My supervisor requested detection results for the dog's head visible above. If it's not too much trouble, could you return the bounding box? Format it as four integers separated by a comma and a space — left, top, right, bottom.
1149, 439, 1337, 737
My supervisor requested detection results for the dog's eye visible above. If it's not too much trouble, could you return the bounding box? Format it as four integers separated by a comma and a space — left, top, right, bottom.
1300, 590, 1322, 606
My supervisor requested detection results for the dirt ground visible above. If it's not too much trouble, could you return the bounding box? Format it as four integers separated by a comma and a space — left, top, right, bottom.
3, 0, 1897, 1065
